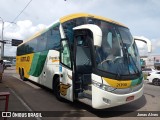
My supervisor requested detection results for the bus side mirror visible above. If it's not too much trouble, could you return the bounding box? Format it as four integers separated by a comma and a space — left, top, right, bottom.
134, 36, 152, 53
94, 32, 102, 47
73, 24, 102, 47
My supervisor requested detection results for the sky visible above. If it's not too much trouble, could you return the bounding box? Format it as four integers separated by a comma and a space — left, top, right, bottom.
0, 0, 160, 56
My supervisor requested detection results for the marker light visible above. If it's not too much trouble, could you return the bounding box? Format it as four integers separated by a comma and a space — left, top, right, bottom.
92, 80, 116, 92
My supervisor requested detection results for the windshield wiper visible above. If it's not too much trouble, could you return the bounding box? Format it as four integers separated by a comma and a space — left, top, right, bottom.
120, 43, 131, 74
121, 42, 141, 76
125, 44, 141, 76
128, 53, 141, 76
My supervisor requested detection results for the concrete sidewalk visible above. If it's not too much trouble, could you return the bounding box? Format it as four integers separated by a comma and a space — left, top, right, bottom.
0, 72, 37, 120
0, 81, 29, 112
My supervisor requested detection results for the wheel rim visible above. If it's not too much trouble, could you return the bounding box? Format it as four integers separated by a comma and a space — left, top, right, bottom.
153, 79, 159, 86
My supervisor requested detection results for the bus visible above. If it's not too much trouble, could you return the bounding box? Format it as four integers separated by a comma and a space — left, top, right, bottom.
16, 13, 143, 109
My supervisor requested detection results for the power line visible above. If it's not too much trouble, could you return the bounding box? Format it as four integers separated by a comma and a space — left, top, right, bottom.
12, 0, 33, 22
4, 0, 33, 29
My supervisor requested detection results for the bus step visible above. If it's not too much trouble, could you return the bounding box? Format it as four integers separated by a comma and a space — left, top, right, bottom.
78, 98, 92, 106
78, 91, 92, 99
88, 85, 92, 90
78, 92, 84, 98
84, 90, 92, 95
83, 84, 92, 91
75, 88, 83, 92
75, 80, 82, 84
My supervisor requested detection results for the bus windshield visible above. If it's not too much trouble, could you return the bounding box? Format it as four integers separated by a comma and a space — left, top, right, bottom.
95, 22, 141, 76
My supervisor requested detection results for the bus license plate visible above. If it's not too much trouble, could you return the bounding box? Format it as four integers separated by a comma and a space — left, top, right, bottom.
126, 96, 134, 101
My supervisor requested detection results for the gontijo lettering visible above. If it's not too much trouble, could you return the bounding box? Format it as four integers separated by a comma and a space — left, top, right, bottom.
20, 56, 30, 62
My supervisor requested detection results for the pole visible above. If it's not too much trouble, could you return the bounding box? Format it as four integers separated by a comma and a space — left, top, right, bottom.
0, 18, 16, 59
0, 17, 4, 59
1, 20, 4, 59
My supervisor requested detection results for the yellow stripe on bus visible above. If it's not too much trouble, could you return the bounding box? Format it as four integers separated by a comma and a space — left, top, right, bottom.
102, 77, 131, 89
60, 13, 127, 27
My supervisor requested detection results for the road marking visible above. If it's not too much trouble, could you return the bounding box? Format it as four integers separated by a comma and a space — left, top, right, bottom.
9, 87, 42, 120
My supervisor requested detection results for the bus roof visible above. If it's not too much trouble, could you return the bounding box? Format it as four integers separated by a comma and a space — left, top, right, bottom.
19, 13, 127, 46
60, 13, 127, 28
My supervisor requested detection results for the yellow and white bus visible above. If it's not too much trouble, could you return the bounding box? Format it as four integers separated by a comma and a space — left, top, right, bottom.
16, 13, 143, 109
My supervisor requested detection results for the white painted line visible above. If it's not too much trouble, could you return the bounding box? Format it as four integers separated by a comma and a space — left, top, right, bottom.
9, 88, 42, 120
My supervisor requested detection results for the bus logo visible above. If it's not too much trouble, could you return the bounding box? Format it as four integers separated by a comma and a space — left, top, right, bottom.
20, 56, 30, 62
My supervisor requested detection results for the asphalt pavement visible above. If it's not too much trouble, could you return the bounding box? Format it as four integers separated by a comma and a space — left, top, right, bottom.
0, 66, 160, 120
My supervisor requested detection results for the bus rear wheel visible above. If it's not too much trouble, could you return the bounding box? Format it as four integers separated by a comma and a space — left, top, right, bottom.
20, 69, 27, 81
19, 68, 22, 79
53, 77, 63, 101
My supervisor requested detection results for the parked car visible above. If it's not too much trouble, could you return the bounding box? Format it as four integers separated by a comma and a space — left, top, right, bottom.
3, 60, 12, 69
142, 68, 156, 75
12, 59, 16, 66
147, 71, 160, 86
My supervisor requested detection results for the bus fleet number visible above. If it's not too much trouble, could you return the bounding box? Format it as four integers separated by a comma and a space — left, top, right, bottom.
117, 83, 127, 87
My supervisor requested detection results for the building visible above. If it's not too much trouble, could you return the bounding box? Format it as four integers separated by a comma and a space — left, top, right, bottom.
141, 55, 160, 70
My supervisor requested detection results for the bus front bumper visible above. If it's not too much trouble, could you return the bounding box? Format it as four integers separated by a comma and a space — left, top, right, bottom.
92, 84, 144, 109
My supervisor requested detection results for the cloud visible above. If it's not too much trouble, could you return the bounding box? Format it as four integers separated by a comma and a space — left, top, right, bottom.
0, 0, 160, 56
4, 20, 46, 40
150, 38, 160, 55
3, 20, 46, 56
4, 45, 17, 57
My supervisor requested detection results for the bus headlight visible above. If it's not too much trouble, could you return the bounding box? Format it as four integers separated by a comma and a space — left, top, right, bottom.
92, 80, 116, 92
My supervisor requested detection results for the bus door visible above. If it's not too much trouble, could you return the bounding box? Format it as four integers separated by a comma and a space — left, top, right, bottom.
73, 29, 93, 100
59, 39, 74, 101
73, 24, 102, 106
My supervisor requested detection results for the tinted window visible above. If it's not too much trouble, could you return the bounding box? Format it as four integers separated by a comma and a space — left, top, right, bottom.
46, 26, 60, 51
17, 45, 23, 55
60, 40, 71, 68
37, 33, 47, 52
28, 38, 37, 53
118, 27, 133, 44
17, 24, 60, 56
62, 18, 87, 45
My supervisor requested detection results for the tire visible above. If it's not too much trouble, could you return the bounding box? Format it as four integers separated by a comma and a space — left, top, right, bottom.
152, 78, 160, 86
53, 77, 63, 101
19, 68, 22, 79
21, 69, 27, 81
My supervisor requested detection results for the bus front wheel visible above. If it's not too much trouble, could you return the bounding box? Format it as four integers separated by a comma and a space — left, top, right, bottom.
53, 77, 63, 101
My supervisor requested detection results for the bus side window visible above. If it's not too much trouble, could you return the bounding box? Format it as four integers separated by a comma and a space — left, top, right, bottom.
46, 26, 61, 51
60, 40, 71, 68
